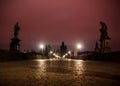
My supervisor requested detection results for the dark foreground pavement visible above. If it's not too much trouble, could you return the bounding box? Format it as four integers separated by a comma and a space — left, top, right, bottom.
0, 59, 120, 86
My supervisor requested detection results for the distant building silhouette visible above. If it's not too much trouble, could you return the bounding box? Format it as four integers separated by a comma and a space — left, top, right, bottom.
60, 42, 67, 57
10, 22, 21, 51
44, 44, 52, 57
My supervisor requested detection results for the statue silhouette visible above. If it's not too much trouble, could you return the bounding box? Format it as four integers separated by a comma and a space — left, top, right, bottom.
10, 22, 21, 51
14, 22, 20, 38
100, 21, 107, 32
100, 21, 108, 42
99, 21, 110, 48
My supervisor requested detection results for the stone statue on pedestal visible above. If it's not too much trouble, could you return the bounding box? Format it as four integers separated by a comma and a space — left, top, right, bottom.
99, 21, 111, 53
10, 22, 21, 51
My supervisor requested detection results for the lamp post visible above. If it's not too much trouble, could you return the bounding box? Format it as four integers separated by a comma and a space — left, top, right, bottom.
39, 44, 45, 54
73, 43, 83, 57
67, 51, 71, 58
76, 44, 83, 56
77, 44, 82, 50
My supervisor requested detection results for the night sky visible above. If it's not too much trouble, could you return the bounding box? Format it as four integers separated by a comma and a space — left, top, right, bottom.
0, 0, 120, 51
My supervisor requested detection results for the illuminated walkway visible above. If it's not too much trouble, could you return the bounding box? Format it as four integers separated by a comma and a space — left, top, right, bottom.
0, 59, 120, 86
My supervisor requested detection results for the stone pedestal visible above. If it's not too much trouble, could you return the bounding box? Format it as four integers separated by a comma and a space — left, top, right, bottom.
100, 47, 111, 53
10, 37, 21, 51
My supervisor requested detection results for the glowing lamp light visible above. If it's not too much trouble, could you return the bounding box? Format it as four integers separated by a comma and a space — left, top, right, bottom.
50, 51, 53, 54
76, 44, 82, 49
63, 55, 65, 58
65, 53, 68, 56
39, 44, 44, 49
68, 51, 71, 54
53, 53, 55, 56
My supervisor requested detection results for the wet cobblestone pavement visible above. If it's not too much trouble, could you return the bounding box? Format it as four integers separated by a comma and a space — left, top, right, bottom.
0, 59, 120, 86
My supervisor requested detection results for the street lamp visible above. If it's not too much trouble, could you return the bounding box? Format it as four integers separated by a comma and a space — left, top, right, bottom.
77, 44, 82, 50
39, 44, 44, 49
68, 51, 71, 58
39, 44, 45, 54
50, 51, 53, 54
73, 43, 83, 57
68, 51, 71, 54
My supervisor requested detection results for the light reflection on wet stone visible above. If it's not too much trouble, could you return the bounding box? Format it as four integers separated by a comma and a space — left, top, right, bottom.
0, 59, 120, 86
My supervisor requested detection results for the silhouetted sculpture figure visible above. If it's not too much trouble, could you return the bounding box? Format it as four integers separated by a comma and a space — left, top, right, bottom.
60, 42, 67, 57
14, 22, 20, 38
10, 22, 21, 51
99, 21, 111, 53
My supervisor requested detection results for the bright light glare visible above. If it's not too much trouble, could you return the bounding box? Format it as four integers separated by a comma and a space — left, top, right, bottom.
77, 44, 82, 49
50, 51, 53, 54
68, 51, 71, 54
39, 44, 44, 49
52, 53, 60, 58
65, 53, 68, 56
